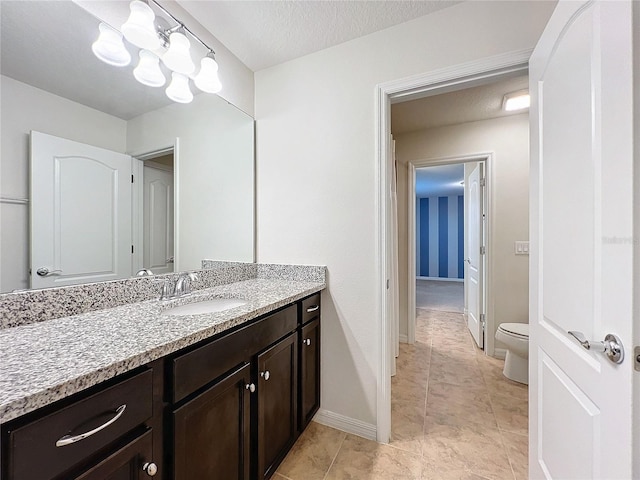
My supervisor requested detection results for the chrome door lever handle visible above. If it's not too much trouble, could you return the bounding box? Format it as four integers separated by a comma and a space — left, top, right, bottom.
36, 267, 62, 277
568, 331, 624, 364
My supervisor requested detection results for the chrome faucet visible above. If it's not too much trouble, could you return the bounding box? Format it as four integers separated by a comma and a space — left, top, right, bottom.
175, 272, 197, 297
158, 272, 198, 301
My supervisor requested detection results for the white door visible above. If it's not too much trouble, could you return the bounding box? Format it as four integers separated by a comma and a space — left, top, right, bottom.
30, 132, 132, 289
466, 163, 484, 348
530, 1, 634, 478
143, 165, 174, 275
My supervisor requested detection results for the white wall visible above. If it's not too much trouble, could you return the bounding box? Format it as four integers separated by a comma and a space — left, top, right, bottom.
127, 94, 255, 271
0, 75, 127, 292
397, 114, 530, 352
255, 1, 553, 431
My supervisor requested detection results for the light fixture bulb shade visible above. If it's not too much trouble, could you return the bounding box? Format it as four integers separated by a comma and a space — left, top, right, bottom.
133, 50, 165, 87
92, 23, 131, 67
165, 72, 193, 103
194, 55, 222, 94
162, 31, 195, 75
122, 0, 161, 50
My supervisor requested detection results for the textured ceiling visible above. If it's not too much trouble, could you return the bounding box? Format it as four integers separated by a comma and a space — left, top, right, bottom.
391, 74, 530, 134
177, 0, 462, 72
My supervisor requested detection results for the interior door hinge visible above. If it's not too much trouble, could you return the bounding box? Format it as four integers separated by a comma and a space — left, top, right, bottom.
480, 313, 486, 329
480, 178, 486, 187
480, 246, 486, 255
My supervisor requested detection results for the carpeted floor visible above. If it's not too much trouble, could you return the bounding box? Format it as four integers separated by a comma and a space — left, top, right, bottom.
416, 279, 464, 313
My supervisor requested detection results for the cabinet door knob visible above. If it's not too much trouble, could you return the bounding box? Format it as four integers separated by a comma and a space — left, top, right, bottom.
245, 383, 256, 393
260, 370, 270, 381
143, 462, 158, 476
303, 338, 311, 346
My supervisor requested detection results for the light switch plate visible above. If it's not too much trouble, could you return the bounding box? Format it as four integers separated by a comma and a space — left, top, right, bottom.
515, 241, 529, 255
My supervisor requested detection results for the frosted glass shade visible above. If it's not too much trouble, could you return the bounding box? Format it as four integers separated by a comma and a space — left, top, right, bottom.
92, 23, 131, 67
165, 72, 193, 103
162, 31, 194, 75
122, 0, 161, 50
133, 50, 165, 87
194, 55, 222, 94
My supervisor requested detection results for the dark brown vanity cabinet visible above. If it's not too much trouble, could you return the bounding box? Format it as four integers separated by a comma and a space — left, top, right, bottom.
2, 369, 158, 480
257, 332, 298, 480
173, 363, 252, 480
2, 292, 321, 480
299, 293, 321, 431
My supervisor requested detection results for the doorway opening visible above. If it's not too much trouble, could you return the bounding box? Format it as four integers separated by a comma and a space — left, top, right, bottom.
132, 147, 176, 276
376, 50, 531, 443
408, 159, 487, 351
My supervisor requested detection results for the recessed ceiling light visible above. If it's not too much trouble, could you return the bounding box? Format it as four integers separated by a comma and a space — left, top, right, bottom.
503, 90, 530, 112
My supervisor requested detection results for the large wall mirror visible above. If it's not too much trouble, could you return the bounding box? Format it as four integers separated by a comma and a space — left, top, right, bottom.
0, 1, 255, 293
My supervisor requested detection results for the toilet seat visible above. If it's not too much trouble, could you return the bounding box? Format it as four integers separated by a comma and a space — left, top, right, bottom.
498, 323, 529, 339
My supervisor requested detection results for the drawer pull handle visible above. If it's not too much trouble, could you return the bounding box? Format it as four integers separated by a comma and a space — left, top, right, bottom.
55, 404, 126, 447
306, 305, 319, 313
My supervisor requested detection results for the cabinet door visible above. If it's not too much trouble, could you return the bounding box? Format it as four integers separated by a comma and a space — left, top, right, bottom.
257, 332, 298, 480
73, 430, 154, 480
299, 319, 320, 430
173, 363, 251, 480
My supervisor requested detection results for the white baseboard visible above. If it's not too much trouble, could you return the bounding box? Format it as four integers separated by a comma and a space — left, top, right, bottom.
493, 348, 507, 360
399, 334, 408, 343
313, 409, 377, 441
416, 276, 464, 283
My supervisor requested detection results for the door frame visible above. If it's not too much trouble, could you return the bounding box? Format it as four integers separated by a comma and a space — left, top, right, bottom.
407, 155, 491, 353
130, 140, 179, 274
375, 49, 531, 443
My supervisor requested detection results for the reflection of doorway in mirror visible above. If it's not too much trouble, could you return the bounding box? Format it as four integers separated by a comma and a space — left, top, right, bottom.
138, 151, 175, 276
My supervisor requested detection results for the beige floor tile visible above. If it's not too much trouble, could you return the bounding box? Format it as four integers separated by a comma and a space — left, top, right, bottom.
423, 419, 513, 480
490, 393, 528, 436
276, 422, 346, 480
425, 382, 498, 429
391, 399, 426, 455
326, 434, 424, 480
501, 431, 528, 480
273, 474, 292, 480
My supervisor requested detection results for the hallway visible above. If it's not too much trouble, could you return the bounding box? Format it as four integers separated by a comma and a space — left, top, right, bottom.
275, 309, 528, 479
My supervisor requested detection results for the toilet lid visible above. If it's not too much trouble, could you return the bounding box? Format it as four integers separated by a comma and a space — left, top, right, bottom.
500, 323, 529, 338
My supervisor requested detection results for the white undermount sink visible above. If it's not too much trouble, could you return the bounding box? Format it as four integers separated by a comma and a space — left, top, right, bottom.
161, 298, 247, 316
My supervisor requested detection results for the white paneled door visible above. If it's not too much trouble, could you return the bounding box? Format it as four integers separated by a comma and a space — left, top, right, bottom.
466, 163, 484, 349
30, 132, 133, 289
530, 1, 634, 478
143, 165, 174, 275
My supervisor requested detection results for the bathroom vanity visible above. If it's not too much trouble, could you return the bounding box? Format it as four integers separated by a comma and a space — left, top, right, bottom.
0, 264, 324, 480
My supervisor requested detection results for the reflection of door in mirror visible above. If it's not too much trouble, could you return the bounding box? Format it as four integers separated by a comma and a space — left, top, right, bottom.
141, 153, 174, 275
30, 131, 133, 289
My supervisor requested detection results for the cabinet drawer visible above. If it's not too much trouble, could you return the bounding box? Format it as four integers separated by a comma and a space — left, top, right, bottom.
7, 369, 153, 480
300, 293, 321, 325
173, 305, 297, 403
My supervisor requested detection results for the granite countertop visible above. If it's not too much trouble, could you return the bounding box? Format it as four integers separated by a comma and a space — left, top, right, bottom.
0, 278, 324, 424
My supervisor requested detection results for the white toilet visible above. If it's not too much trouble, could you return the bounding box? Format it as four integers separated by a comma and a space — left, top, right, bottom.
495, 323, 529, 384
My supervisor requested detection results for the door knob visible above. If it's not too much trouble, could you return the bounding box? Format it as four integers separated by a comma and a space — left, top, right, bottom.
36, 267, 62, 277
568, 331, 625, 364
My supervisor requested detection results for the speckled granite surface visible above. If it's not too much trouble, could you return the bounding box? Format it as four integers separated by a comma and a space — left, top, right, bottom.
0, 262, 324, 329
0, 278, 325, 423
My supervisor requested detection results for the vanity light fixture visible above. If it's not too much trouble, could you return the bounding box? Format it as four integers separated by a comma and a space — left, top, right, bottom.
91, 0, 222, 103
133, 50, 166, 87
502, 90, 530, 112
121, 0, 161, 50
166, 72, 193, 103
92, 23, 131, 67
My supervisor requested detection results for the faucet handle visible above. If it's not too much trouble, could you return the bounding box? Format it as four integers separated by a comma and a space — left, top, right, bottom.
157, 277, 174, 300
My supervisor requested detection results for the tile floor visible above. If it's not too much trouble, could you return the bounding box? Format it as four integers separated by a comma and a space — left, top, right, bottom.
275, 309, 528, 480
416, 280, 464, 313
